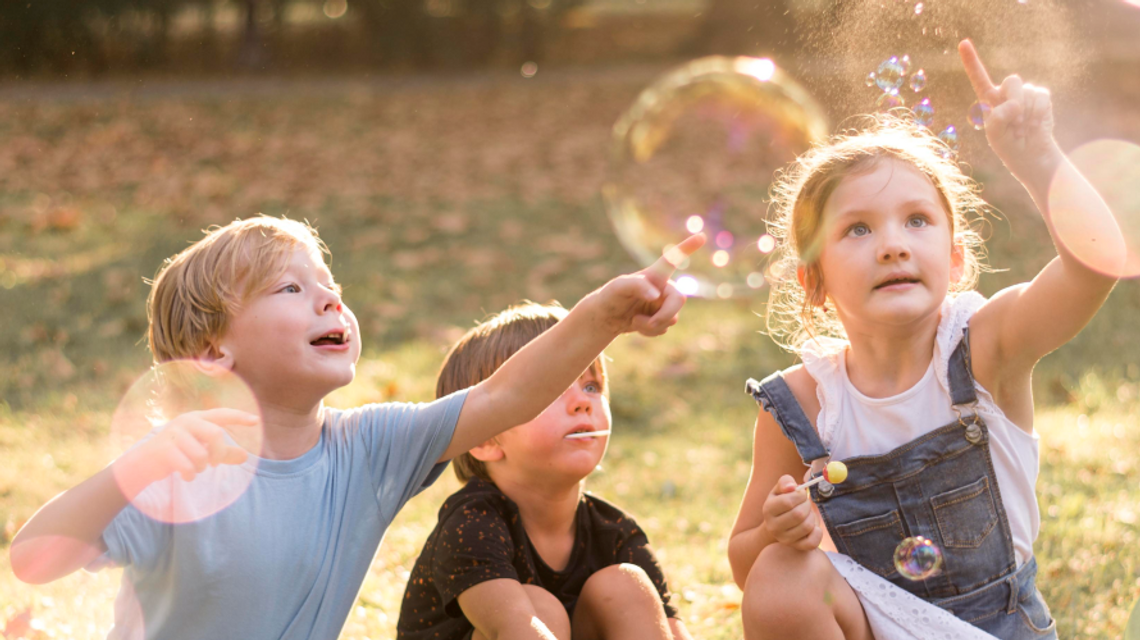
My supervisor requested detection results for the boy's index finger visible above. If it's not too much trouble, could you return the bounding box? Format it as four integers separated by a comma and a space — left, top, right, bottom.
645, 233, 706, 282
959, 39, 998, 104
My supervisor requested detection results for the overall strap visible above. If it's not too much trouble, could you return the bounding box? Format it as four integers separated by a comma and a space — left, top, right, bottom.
947, 326, 978, 408
746, 372, 829, 465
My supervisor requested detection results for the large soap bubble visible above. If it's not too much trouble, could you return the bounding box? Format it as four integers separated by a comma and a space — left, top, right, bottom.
1048, 139, 1140, 279
110, 360, 263, 524
604, 56, 828, 298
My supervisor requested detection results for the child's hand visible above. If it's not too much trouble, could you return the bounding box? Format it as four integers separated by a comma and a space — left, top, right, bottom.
118, 409, 256, 489
592, 233, 706, 337
762, 474, 823, 551
959, 39, 1064, 192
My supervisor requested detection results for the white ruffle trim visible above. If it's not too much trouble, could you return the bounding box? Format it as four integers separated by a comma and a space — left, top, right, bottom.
826, 552, 1001, 640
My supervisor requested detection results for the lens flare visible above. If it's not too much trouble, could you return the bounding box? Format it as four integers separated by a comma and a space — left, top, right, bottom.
1048, 139, 1140, 279
110, 360, 263, 524
893, 536, 943, 580
604, 56, 828, 298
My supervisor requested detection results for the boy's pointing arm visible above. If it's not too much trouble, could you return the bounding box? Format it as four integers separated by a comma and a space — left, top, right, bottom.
438, 234, 705, 463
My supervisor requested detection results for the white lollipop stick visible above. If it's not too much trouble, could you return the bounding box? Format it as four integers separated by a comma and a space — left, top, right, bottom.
564, 430, 611, 439
795, 461, 848, 491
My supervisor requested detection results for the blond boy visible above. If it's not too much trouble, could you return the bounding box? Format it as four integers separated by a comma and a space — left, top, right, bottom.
10, 217, 702, 639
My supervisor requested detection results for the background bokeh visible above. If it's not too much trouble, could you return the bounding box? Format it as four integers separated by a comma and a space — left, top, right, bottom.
2, 0, 1139, 637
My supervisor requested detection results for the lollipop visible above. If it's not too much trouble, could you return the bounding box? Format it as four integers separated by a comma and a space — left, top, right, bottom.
564, 430, 611, 439
796, 461, 847, 491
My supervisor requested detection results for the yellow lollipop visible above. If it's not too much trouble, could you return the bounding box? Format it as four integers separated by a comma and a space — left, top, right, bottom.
796, 461, 848, 491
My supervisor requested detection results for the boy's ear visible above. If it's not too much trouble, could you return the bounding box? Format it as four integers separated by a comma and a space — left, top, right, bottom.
468, 439, 504, 463
194, 342, 235, 375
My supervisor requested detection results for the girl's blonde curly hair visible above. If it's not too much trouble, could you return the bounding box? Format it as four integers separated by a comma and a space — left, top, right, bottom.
765, 113, 993, 352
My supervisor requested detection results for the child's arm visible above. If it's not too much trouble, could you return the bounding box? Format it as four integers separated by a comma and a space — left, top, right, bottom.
9, 409, 254, 584
728, 369, 821, 588
457, 580, 562, 640
960, 41, 1123, 390
438, 234, 705, 463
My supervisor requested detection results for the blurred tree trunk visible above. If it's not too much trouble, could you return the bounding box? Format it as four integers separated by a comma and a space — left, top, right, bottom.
236, 0, 269, 69
689, 0, 795, 56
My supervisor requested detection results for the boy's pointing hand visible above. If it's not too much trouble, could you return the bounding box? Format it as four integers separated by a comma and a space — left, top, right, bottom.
594, 233, 706, 337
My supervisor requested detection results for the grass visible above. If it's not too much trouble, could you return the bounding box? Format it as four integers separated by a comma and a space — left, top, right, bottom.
2, 63, 1139, 638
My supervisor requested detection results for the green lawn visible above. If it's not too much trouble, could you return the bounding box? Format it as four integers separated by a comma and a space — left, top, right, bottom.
1, 67, 1138, 638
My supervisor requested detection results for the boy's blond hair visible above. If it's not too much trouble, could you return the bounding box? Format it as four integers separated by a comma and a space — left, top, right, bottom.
765, 113, 992, 352
436, 302, 608, 484
147, 216, 328, 363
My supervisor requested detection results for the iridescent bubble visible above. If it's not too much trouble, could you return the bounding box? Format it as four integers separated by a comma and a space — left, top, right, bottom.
893, 536, 943, 580
913, 98, 934, 128
110, 360, 263, 524
909, 69, 927, 92
875, 57, 906, 93
937, 125, 959, 156
1048, 139, 1140, 279
877, 90, 905, 111
967, 101, 992, 130
899, 55, 912, 75
914, 2, 924, 15
520, 61, 538, 78
865, 72, 877, 88
604, 56, 828, 298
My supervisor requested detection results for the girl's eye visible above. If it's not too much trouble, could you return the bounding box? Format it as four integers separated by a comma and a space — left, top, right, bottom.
584, 382, 601, 394
280, 284, 300, 294
907, 216, 929, 228
848, 224, 870, 237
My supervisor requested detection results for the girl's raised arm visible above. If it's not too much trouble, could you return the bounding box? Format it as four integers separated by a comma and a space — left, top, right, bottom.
962, 40, 1122, 380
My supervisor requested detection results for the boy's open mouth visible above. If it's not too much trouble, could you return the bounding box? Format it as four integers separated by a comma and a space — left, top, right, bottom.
310, 331, 348, 346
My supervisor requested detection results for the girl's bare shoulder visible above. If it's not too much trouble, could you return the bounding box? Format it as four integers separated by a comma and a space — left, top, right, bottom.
776, 364, 822, 432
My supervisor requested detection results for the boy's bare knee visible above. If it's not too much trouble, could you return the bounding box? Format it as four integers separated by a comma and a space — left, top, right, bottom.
521, 584, 571, 639
579, 563, 661, 609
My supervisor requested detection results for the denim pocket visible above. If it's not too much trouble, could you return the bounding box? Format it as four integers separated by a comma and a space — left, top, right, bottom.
834, 509, 905, 577
1017, 590, 1057, 636
931, 476, 998, 548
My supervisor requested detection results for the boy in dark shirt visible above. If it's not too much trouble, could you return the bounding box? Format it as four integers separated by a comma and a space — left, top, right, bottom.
398, 302, 692, 640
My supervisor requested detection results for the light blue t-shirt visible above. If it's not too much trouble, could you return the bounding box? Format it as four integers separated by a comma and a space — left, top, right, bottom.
93, 391, 467, 640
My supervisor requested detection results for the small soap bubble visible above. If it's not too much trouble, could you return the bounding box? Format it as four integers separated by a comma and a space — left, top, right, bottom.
604, 56, 828, 298
913, 98, 934, 128
877, 90, 905, 111
893, 536, 943, 580
865, 72, 877, 88
968, 101, 992, 130
909, 69, 927, 92
875, 57, 906, 93
937, 125, 959, 154
520, 61, 538, 78
914, 2, 923, 14
899, 55, 912, 75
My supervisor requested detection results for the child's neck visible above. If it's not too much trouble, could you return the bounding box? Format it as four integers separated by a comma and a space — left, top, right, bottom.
492, 473, 581, 538
843, 313, 941, 399
254, 399, 325, 460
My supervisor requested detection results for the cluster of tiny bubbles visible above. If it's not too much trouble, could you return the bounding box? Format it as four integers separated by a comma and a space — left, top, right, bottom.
967, 101, 992, 130
604, 56, 829, 298
913, 98, 935, 128
893, 536, 943, 580
109, 360, 263, 524
1047, 139, 1140, 279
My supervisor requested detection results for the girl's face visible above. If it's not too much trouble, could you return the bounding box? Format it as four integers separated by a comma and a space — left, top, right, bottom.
814, 158, 963, 333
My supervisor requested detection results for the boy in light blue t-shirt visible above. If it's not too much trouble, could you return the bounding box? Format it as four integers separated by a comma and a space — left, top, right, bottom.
10, 216, 704, 639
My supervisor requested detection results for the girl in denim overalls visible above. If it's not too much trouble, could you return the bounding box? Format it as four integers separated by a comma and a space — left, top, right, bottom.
727, 41, 1123, 640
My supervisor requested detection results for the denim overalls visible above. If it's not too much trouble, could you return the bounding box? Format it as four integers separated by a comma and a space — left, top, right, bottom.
747, 329, 1056, 638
